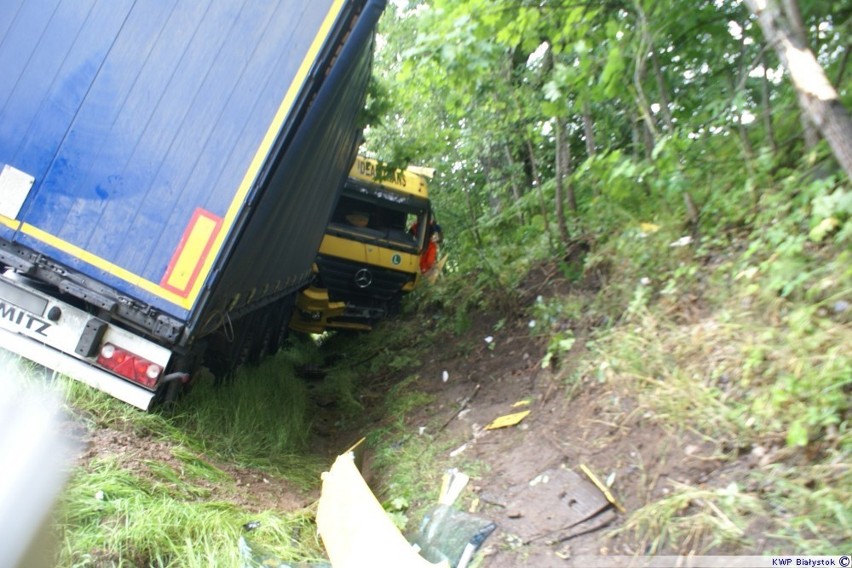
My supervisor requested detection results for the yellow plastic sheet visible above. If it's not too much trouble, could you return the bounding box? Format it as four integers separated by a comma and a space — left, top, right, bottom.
317, 453, 448, 568
484, 410, 531, 430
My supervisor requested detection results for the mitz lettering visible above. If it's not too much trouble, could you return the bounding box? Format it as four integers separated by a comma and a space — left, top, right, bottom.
0, 302, 51, 336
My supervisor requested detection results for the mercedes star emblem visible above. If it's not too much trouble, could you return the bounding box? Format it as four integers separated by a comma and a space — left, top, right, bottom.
354, 268, 373, 288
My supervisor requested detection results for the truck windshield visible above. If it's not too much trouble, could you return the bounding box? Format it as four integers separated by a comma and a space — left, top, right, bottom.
327, 183, 429, 253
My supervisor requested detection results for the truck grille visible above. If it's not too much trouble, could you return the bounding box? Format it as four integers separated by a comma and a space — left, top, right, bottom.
316, 255, 412, 306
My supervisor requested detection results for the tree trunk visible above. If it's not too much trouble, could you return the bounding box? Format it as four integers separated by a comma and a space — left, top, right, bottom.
554, 119, 570, 246
524, 135, 553, 243
633, 42, 659, 143
464, 186, 484, 249
779, 0, 821, 149
835, 43, 850, 86
760, 53, 779, 153
502, 144, 526, 225
582, 100, 597, 158
561, 123, 577, 214
727, 76, 757, 168
745, 0, 852, 179
650, 48, 675, 132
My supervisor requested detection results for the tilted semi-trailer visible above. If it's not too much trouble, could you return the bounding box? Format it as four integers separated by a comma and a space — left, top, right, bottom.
0, 0, 386, 409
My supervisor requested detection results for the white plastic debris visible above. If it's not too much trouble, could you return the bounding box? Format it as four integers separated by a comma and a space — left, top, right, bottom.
605, 471, 616, 488
529, 473, 550, 487
449, 444, 468, 458
484, 336, 493, 344
442, 370, 449, 383
669, 235, 693, 247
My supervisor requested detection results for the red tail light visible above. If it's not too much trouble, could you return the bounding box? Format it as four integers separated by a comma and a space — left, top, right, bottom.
96, 343, 162, 388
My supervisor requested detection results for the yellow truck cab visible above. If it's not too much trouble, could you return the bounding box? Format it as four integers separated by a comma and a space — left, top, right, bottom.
290, 156, 431, 333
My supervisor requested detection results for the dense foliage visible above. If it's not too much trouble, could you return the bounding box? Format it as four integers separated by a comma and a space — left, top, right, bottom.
362, 0, 851, 552
366, 0, 851, 266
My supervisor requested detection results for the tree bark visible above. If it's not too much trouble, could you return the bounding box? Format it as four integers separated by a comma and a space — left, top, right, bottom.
554, 119, 570, 246
632, 34, 659, 142
780, 0, 821, 149
582, 100, 597, 158
524, 134, 553, 241
650, 48, 675, 133
760, 53, 779, 154
745, 0, 852, 179
835, 43, 850, 86
502, 144, 526, 225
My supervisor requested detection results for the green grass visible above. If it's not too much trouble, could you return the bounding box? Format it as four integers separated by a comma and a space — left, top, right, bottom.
49, 349, 331, 566
57, 456, 325, 567
614, 480, 765, 554
573, 222, 851, 554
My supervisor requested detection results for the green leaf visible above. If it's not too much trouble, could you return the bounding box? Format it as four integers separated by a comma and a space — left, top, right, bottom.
600, 46, 625, 96
809, 217, 840, 242
786, 420, 808, 447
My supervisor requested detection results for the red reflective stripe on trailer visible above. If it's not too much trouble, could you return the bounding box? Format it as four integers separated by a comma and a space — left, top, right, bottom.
160, 208, 223, 297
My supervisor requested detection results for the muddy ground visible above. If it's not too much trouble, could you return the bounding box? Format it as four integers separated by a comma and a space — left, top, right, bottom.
77, 263, 765, 567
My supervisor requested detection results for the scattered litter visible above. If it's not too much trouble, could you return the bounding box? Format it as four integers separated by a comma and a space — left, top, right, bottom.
408, 469, 496, 568
439, 469, 470, 506
834, 300, 849, 313
411, 505, 496, 568
639, 277, 651, 286
95, 490, 105, 501
640, 222, 660, 233
528, 320, 536, 328
419, 426, 427, 436
529, 473, 550, 487
750, 445, 767, 458
605, 471, 616, 488
669, 235, 693, 247
511, 399, 531, 408
243, 520, 261, 532
468, 498, 480, 514
484, 336, 493, 344
555, 544, 572, 560
316, 452, 446, 567
485, 410, 530, 430
449, 444, 468, 458
580, 464, 626, 514
442, 370, 449, 383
